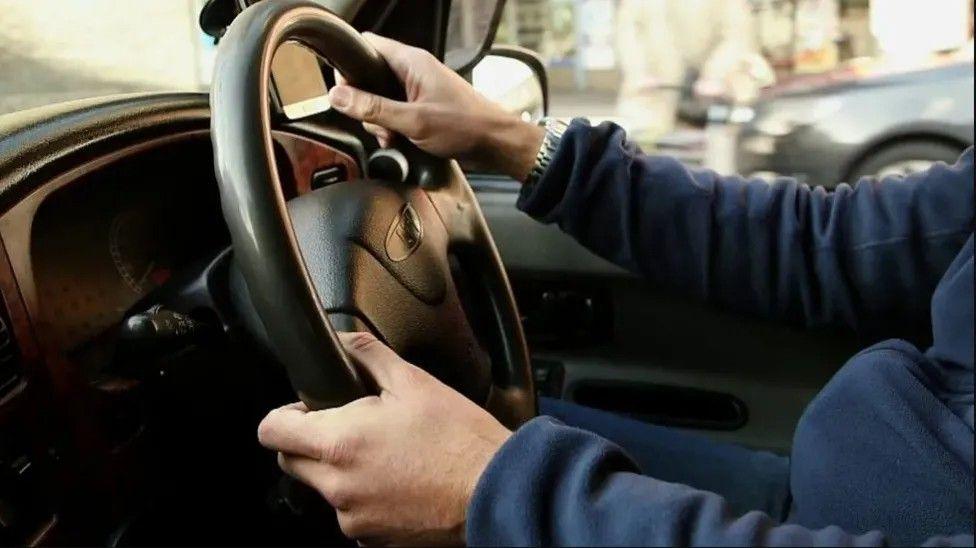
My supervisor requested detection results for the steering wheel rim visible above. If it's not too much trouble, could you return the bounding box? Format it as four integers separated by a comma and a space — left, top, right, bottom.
210, 0, 535, 427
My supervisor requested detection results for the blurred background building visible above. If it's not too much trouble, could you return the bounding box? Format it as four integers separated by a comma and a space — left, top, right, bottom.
497, 0, 973, 135
2, 0, 974, 181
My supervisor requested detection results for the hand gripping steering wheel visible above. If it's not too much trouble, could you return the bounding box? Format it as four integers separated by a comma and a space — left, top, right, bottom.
210, 0, 535, 427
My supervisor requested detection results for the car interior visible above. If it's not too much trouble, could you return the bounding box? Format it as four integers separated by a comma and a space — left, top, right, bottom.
0, 0, 921, 545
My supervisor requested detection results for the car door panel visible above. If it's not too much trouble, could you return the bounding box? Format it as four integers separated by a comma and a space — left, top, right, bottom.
472, 175, 863, 453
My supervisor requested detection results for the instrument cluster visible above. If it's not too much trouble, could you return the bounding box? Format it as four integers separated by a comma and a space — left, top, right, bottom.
30, 140, 228, 350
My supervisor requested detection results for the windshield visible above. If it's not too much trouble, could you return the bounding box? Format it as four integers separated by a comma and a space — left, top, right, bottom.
3, 0, 973, 121
0, 0, 503, 116
0, 0, 215, 116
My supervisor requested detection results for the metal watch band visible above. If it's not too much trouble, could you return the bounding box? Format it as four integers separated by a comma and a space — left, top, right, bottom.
524, 117, 569, 188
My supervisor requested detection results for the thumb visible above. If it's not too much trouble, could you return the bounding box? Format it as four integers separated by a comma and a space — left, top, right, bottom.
337, 332, 404, 392
328, 85, 416, 137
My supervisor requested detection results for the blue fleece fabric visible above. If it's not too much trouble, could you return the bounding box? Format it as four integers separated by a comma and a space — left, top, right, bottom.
466, 120, 974, 546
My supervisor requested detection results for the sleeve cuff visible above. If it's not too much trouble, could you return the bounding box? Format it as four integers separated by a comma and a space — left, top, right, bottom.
465, 415, 639, 546
516, 117, 593, 218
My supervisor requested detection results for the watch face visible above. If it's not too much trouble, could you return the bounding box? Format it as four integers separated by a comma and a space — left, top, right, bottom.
549, 119, 570, 136
525, 121, 567, 186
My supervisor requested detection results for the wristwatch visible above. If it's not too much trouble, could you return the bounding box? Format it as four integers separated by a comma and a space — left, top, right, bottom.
524, 117, 569, 188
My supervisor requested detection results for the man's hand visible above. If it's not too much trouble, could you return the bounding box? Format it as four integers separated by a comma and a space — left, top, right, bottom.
257, 332, 512, 545
328, 33, 545, 181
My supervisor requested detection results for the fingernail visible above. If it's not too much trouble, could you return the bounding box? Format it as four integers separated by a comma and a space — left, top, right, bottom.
329, 86, 351, 110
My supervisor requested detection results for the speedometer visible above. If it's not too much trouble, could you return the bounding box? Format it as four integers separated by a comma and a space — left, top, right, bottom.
109, 210, 172, 294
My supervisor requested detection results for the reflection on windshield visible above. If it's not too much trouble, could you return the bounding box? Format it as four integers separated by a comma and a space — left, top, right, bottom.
0, 0, 215, 115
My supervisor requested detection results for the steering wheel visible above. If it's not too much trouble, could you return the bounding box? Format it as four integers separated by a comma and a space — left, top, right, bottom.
210, 0, 535, 428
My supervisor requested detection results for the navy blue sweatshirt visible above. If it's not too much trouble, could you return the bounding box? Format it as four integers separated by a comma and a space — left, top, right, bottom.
467, 120, 974, 546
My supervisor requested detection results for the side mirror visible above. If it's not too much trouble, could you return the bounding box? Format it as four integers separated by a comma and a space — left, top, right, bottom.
472, 45, 549, 123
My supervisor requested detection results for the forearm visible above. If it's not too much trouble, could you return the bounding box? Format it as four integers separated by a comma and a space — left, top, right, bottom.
474, 115, 545, 182
467, 417, 973, 547
515, 120, 974, 331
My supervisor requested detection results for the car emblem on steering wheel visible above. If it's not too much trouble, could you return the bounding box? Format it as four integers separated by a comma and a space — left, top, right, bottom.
385, 203, 424, 262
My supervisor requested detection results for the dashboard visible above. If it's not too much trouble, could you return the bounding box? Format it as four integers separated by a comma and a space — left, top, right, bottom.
0, 94, 365, 545
29, 138, 228, 350
12, 129, 359, 354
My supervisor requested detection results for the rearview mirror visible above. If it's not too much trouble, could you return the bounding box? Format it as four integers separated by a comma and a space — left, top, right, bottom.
444, 0, 506, 73
472, 46, 549, 123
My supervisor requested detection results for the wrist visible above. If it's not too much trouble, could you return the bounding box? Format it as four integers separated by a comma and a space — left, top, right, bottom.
479, 114, 545, 182
522, 117, 569, 189
458, 423, 512, 543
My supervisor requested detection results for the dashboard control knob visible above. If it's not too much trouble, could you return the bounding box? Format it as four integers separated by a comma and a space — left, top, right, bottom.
122, 305, 202, 341
367, 149, 409, 183
113, 306, 217, 377
118, 305, 213, 357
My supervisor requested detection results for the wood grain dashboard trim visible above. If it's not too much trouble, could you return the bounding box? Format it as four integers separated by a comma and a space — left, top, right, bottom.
275, 130, 361, 197
0, 126, 360, 543
0, 129, 359, 346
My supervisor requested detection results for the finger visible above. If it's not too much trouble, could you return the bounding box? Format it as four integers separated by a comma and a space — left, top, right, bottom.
373, 134, 392, 149
282, 400, 309, 412
337, 332, 403, 392
338, 509, 381, 543
257, 404, 321, 457
327, 85, 417, 137
261, 402, 370, 463
362, 32, 420, 78
278, 453, 330, 493
277, 453, 352, 510
362, 122, 393, 147
362, 121, 390, 138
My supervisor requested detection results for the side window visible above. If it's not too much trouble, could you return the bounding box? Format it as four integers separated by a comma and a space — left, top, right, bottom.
490, 0, 974, 181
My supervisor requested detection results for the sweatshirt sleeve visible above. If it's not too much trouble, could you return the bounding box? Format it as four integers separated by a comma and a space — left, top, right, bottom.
465, 417, 975, 547
517, 120, 974, 332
